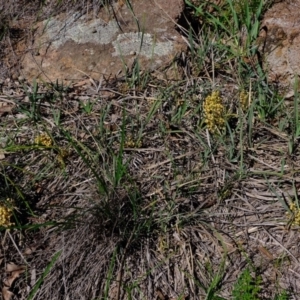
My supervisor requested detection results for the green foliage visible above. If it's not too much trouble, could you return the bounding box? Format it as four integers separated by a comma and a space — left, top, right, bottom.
287, 78, 300, 154
27, 250, 62, 300
21, 80, 42, 122
79, 98, 95, 114
232, 268, 261, 300
274, 290, 289, 300
254, 84, 284, 121
231, 267, 289, 300
185, 0, 263, 57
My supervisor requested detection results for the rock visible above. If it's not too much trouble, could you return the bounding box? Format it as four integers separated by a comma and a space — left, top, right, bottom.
15, 0, 186, 83
259, 0, 300, 97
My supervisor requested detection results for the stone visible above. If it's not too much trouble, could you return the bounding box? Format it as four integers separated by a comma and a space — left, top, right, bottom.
259, 0, 300, 97
14, 0, 186, 83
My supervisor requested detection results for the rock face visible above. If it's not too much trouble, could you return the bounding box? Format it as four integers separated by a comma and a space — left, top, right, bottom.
15, 0, 185, 83
259, 1, 300, 96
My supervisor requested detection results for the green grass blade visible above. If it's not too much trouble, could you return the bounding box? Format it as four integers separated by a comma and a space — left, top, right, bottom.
27, 250, 62, 300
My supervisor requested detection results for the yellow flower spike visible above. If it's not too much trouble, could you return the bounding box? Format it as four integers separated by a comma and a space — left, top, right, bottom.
34, 133, 53, 147
56, 148, 71, 168
287, 201, 300, 227
203, 91, 225, 134
239, 90, 249, 111
124, 135, 142, 148
0, 199, 14, 227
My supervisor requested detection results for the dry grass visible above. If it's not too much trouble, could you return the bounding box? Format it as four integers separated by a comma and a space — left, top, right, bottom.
0, 0, 299, 299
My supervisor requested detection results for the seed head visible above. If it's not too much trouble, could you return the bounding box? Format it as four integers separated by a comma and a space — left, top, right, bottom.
287, 202, 300, 226
239, 90, 249, 111
34, 133, 52, 147
0, 199, 14, 227
203, 91, 225, 133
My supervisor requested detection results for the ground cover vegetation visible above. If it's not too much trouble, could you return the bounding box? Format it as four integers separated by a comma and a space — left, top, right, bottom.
0, 0, 299, 299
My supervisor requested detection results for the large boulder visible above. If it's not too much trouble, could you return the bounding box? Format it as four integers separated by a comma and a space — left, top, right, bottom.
15, 0, 185, 83
259, 0, 300, 97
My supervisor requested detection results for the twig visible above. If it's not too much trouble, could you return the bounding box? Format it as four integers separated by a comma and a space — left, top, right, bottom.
7, 230, 28, 265
146, 151, 195, 170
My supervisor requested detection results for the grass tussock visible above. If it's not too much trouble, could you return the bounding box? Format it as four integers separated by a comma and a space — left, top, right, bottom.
0, 0, 299, 299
